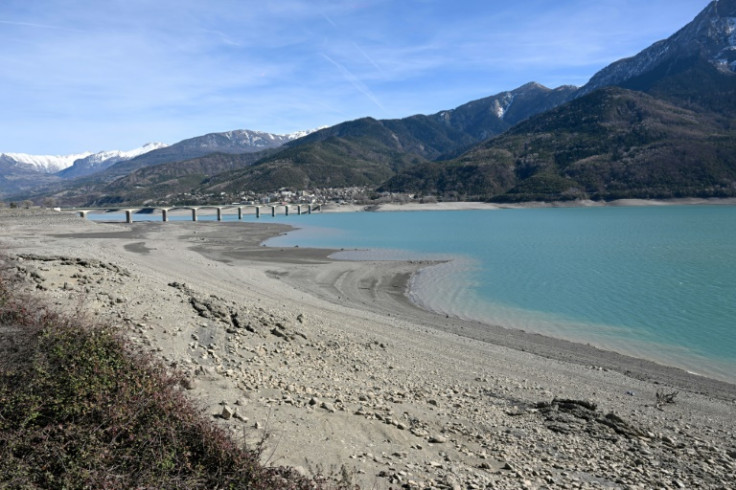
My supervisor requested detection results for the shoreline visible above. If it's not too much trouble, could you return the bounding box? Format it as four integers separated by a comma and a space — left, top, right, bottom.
178, 220, 736, 399
318, 197, 736, 213
59, 196, 736, 220
81, 208, 736, 393
3, 211, 735, 489
286, 251, 736, 400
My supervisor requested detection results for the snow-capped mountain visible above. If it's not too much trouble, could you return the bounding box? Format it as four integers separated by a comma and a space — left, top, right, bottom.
0, 142, 168, 178
173, 129, 314, 153
0, 151, 94, 174
580, 0, 736, 95
0, 129, 315, 197
101, 128, 320, 178
57, 142, 169, 179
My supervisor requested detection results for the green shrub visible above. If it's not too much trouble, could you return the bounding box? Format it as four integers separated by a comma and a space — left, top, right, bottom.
0, 262, 334, 489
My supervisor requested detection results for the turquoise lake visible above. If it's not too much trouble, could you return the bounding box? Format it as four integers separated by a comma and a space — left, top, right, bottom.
93, 205, 736, 382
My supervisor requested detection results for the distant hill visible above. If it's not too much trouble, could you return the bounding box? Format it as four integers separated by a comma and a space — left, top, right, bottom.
379, 87, 736, 201
8, 0, 736, 206
189, 83, 577, 196
204, 0, 736, 202
198, 120, 428, 194
24, 82, 575, 206
76, 151, 272, 207
0, 144, 165, 197
99, 129, 312, 180
56, 143, 169, 179
380, 0, 736, 202
0, 129, 310, 200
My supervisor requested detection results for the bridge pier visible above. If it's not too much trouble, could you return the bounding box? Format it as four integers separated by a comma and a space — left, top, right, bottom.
237, 207, 243, 220
256, 206, 261, 219
78, 210, 89, 219
162, 208, 169, 222
191, 208, 198, 222
216, 207, 223, 221
285, 205, 289, 216
271, 206, 276, 217
125, 210, 134, 224
297, 205, 302, 215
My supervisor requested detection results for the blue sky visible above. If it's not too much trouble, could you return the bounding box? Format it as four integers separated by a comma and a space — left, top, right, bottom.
0, 0, 711, 155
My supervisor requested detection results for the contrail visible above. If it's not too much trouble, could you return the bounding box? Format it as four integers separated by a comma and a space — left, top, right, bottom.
321, 13, 338, 28
321, 53, 387, 112
353, 42, 387, 77
0, 20, 71, 31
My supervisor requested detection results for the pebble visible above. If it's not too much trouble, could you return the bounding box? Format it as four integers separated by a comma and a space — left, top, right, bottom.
12, 238, 735, 490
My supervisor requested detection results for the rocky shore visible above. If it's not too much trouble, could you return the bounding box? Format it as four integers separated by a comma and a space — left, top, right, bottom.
2, 210, 735, 489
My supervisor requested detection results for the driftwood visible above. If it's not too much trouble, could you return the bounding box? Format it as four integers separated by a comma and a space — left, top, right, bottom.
655, 390, 679, 410
536, 398, 650, 440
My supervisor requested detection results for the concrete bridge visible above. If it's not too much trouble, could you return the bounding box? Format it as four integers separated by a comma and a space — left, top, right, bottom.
77, 204, 321, 223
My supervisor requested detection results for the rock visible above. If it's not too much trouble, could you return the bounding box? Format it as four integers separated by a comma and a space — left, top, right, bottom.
429, 435, 447, 444
321, 401, 337, 413
220, 405, 234, 420
505, 406, 525, 416
411, 428, 429, 437
445, 475, 461, 490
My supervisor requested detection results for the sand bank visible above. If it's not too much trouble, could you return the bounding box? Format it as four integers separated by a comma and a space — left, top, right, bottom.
319, 197, 736, 213
2, 210, 735, 489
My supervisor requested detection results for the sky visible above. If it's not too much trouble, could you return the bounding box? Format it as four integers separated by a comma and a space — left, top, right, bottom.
0, 0, 712, 155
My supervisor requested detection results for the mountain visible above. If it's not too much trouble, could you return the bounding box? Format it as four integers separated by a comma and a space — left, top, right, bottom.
204, 0, 736, 201
77, 151, 273, 207
57, 143, 168, 179
23, 82, 576, 206
98, 129, 314, 179
9, 1, 736, 205
287, 82, 577, 161
381, 0, 736, 202
185, 83, 577, 196
0, 160, 63, 200
0, 143, 166, 197
198, 120, 428, 195
379, 87, 736, 201
0, 151, 94, 174
428, 82, 577, 143
580, 0, 736, 95
0, 129, 312, 200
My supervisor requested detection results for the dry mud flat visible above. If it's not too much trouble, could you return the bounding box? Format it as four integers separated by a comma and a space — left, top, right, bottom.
2, 211, 735, 489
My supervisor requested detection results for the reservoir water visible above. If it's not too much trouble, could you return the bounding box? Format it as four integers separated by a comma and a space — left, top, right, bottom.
93, 205, 736, 382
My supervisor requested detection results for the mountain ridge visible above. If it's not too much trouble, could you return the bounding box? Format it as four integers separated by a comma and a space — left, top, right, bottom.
4, 1, 736, 205
0, 129, 316, 198
579, 0, 736, 95
379, 86, 736, 201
